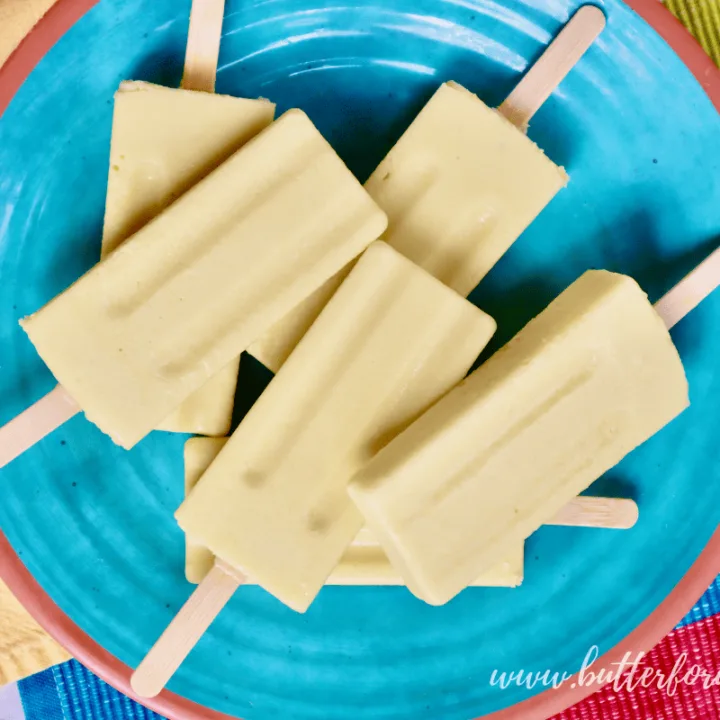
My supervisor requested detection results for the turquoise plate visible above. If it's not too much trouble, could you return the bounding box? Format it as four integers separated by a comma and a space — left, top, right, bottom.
0, 1, 719, 719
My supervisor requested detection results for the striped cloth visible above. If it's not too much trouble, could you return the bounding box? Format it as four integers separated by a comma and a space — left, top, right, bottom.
8, 661, 165, 719
553, 578, 720, 719
666, 0, 720, 65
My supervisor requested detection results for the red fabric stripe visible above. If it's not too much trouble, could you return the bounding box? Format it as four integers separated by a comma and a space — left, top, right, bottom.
553, 615, 720, 719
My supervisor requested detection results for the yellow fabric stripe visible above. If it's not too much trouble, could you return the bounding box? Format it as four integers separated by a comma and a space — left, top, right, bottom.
666, 0, 720, 66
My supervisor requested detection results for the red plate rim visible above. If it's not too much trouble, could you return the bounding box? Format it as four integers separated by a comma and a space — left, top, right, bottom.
0, 1, 718, 718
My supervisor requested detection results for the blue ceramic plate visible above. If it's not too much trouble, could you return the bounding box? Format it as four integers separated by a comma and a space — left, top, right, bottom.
0, 1, 719, 719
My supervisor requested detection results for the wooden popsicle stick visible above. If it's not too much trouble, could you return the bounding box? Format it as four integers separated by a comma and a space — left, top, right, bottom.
352, 497, 639, 545
131, 560, 245, 699
181, 0, 227, 93
0, 385, 79, 469
547, 496, 639, 529
654, 246, 720, 329
498, 5, 606, 130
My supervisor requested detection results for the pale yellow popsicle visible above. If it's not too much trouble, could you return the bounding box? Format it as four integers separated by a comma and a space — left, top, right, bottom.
102, 81, 275, 436
21, 110, 387, 449
349, 270, 689, 606
183, 437, 523, 587
248, 81, 568, 371
176, 241, 496, 611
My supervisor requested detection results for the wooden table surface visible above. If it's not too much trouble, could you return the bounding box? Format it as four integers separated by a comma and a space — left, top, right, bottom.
0, 0, 57, 66
0, 582, 70, 684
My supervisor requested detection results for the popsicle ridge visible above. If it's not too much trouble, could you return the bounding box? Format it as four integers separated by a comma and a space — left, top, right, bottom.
104, 115, 327, 317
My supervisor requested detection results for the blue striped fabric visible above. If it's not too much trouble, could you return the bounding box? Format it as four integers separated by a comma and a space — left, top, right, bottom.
17, 661, 166, 720
17, 668, 64, 720
54, 662, 164, 720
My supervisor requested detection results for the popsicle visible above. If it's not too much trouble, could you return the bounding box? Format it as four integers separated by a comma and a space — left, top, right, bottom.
348, 247, 720, 606
247, 6, 605, 372
7, 109, 387, 453
100, 0, 275, 436
183, 437, 638, 587
176, 241, 494, 607
103, 81, 275, 436
132, 240, 496, 697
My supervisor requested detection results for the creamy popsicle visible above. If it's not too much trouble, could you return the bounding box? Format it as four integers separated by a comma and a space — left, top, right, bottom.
103, 80, 275, 436
176, 241, 496, 611
248, 80, 569, 371
20, 109, 387, 449
183, 437, 523, 587
349, 270, 690, 606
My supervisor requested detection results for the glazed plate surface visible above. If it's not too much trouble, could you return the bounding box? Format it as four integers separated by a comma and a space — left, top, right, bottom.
0, 1, 719, 718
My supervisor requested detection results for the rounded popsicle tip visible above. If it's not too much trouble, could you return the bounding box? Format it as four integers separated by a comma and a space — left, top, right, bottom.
575, 4, 607, 33
616, 498, 640, 529
130, 667, 163, 699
